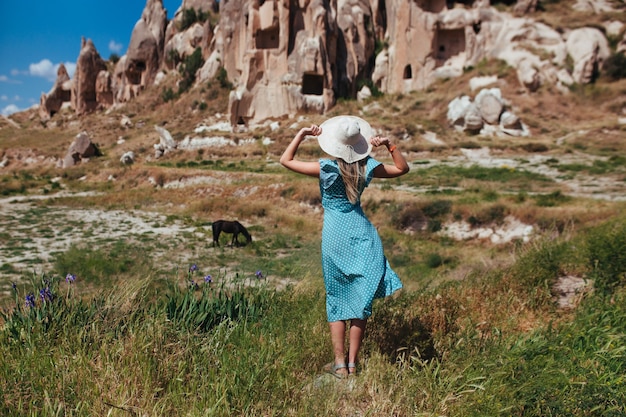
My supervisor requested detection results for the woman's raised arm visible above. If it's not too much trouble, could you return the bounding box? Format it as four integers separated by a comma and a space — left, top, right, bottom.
280, 125, 322, 177
370, 135, 409, 178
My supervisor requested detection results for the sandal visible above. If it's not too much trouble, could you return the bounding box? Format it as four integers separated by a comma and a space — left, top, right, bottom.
347, 362, 357, 376
323, 362, 348, 379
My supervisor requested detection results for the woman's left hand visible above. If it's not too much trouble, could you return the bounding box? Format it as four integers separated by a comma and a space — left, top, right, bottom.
370, 135, 390, 148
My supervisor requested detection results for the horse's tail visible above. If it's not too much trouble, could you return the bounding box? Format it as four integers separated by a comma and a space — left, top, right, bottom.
212, 220, 224, 244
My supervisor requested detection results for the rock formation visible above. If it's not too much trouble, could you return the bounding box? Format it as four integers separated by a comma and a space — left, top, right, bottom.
73, 38, 108, 115
61, 131, 102, 168
37, 0, 622, 128
447, 87, 528, 137
115, 0, 168, 103
39, 64, 73, 121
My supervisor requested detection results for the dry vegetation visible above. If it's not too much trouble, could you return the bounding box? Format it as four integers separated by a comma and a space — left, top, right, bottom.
1, 58, 625, 293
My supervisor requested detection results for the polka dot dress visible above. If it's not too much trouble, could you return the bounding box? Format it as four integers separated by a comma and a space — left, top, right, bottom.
319, 157, 403, 322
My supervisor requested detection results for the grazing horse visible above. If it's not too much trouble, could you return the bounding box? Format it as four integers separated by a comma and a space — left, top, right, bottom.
212, 220, 252, 247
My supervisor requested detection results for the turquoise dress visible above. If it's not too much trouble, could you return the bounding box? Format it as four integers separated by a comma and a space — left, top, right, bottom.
319, 157, 403, 322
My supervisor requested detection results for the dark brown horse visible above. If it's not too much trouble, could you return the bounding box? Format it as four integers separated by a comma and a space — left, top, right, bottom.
212, 220, 252, 247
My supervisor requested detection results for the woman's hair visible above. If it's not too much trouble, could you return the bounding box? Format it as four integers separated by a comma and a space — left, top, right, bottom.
338, 158, 366, 204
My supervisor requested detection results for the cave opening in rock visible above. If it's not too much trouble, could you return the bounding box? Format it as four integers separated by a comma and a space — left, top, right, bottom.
301, 73, 324, 95
434, 28, 465, 66
256, 27, 280, 49
403, 64, 412, 79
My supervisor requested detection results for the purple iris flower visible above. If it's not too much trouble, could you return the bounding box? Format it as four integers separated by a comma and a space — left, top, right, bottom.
66, 273, 76, 284
25, 293, 36, 308
204, 275, 212, 283
189, 264, 199, 273
255, 270, 264, 279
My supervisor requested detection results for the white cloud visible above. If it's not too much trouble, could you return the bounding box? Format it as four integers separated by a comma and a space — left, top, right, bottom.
1, 104, 21, 116
29, 59, 57, 81
28, 59, 77, 81
1, 95, 8, 101
0, 74, 21, 84
109, 40, 123, 54
65, 63, 77, 78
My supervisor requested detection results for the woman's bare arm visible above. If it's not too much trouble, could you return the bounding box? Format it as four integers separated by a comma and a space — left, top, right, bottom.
370, 135, 409, 178
280, 125, 322, 177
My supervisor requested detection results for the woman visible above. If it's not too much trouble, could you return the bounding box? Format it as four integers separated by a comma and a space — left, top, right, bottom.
280, 115, 409, 378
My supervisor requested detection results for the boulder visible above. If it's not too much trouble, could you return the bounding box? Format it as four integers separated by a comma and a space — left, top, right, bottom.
62, 131, 102, 168
447, 95, 472, 129
464, 103, 484, 133
475, 88, 503, 125
154, 125, 177, 158
120, 151, 135, 165
565, 27, 610, 84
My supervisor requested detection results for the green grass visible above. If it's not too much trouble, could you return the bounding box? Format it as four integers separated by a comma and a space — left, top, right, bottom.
2, 213, 625, 416
405, 165, 554, 191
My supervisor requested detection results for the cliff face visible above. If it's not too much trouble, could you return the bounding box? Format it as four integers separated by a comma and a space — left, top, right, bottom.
38, 0, 623, 127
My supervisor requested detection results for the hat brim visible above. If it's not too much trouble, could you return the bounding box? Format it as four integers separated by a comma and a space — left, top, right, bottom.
317, 116, 374, 163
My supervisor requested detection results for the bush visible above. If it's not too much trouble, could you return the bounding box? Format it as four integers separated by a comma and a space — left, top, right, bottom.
178, 48, 205, 94
179, 8, 209, 31
216, 67, 233, 89
603, 52, 626, 81
161, 87, 176, 102
586, 219, 626, 293
108, 53, 120, 64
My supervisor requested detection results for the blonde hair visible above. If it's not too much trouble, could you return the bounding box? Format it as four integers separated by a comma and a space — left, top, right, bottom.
338, 158, 366, 204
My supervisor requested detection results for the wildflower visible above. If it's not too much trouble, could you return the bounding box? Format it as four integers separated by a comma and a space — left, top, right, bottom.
65, 273, 76, 284
11, 282, 17, 291
25, 293, 36, 308
204, 275, 212, 283
189, 264, 199, 273
255, 270, 264, 279
189, 280, 199, 290
39, 286, 54, 302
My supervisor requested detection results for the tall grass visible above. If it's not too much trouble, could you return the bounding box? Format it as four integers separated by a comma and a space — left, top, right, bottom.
2, 214, 625, 415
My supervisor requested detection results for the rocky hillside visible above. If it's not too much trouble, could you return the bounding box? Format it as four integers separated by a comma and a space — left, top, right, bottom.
30, 0, 626, 128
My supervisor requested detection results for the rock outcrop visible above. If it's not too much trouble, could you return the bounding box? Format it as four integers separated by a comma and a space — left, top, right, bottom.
61, 131, 102, 168
73, 38, 108, 115
37, 0, 621, 128
115, 0, 168, 103
447, 87, 528, 136
39, 64, 73, 121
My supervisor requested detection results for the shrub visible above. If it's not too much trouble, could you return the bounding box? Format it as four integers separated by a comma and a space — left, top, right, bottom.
216, 67, 233, 89
421, 199, 452, 219
179, 8, 209, 31
161, 87, 176, 103
586, 219, 626, 293
603, 52, 626, 81
178, 48, 205, 94
534, 190, 571, 207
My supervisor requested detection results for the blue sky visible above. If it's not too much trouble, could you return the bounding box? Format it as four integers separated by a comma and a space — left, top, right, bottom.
0, 0, 181, 116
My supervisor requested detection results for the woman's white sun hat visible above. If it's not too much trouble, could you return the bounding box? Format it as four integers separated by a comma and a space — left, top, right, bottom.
317, 115, 375, 163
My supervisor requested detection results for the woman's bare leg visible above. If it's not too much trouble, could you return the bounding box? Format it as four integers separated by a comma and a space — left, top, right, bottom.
348, 319, 367, 374
329, 320, 348, 375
